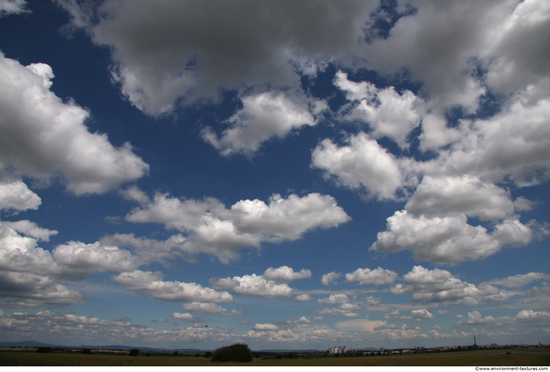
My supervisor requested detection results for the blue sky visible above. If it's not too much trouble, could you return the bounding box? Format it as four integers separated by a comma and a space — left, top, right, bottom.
0, 0, 549, 351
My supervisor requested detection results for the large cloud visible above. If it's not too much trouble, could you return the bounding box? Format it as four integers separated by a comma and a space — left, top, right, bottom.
112, 270, 233, 303
0, 54, 149, 195
263, 266, 311, 282
405, 176, 516, 222
0, 222, 85, 308
125, 191, 350, 262
391, 266, 517, 306
371, 211, 533, 264
0, 178, 41, 213
0, 0, 27, 16
210, 273, 293, 298
58, 0, 377, 115
334, 71, 423, 149
311, 132, 409, 200
344, 267, 398, 286
364, 0, 550, 111
53, 241, 141, 276
202, 91, 327, 156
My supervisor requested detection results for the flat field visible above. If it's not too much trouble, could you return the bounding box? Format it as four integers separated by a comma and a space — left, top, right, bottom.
1, 349, 549, 366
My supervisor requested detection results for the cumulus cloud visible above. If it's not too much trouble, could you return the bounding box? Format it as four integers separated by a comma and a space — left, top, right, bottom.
253, 323, 279, 331
344, 267, 398, 286
455, 311, 497, 326
112, 270, 233, 303
0, 53, 149, 195
171, 312, 195, 321
58, 0, 377, 116
405, 176, 516, 222
99, 233, 194, 265
2, 220, 57, 242
180, 302, 242, 316
321, 271, 342, 286
125, 192, 349, 262
391, 266, 517, 306
263, 266, 311, 282
370, 211, 533, 264
0, 222, 85, 307
334, 70, 423, 148
312, 132, 409, 200
317, 293, 350, 304
202, 91, 327, 156
419, 95, 550, 188
410, 309, 434, 320
0, 179, 41, 213
210, 274, 293, 298
53, 241, 141, 276
318, 304, 360, 318
295, 294, 314, 302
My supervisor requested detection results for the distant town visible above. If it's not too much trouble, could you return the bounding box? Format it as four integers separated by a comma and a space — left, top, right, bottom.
1, 338, 549, 358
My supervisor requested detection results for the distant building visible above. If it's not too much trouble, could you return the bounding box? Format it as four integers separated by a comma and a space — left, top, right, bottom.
328, 346, 346, 354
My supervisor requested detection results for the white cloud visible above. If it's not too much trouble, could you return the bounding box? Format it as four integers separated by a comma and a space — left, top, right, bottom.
456, 311, 497, 326
318, 305, 360, 318
2, 220, 57, 242
317, 293, 350, 304
334, 71, 423, 148
484, 273, 550, 288
0, 179, 41, 213
391, 266, 517, 306
263, 266, 311, 282
210, 274, 293, 298
420, 96, 550, 188
295, 294, 314, 302
171, 312, 195, 321
53, 241, 141, 275
0, 222, 85, 307
311, 132, 408, 200
515, 310, 550, 321
120, 185, 150, 204
0, 53, 149, 195
253, 323, 279, 331
321, 271, 342, 286
0, 0, 27, 16
371, 211, 533, 264
181, 302, 242, 316
411, 309, 434, 320
125, 192, 349, 263
344, 267, 398, 286
405, 176, 516, 222
112, 270, 233, 303
99, 233, 195, 265
202, 91, 326, 156
335, 319, 387, 333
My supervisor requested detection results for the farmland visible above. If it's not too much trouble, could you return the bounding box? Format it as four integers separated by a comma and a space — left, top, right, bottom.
1, 348, 549, 366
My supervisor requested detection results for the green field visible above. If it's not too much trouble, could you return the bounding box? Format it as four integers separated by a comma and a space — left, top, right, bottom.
1, 348, 549, 366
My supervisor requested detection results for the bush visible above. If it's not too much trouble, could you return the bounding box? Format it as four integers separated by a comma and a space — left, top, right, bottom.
204, 351, 213, 358
211, 343, 253, 363
81, 348, 92, 354
129, 348, 140, 357
36, 347, 51, 353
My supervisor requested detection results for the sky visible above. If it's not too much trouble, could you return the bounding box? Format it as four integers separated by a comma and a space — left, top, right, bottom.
0, 0, 549, 351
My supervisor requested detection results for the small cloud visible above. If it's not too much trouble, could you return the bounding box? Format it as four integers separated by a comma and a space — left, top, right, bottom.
321, 272, 342, 286
253, 323, 279, 331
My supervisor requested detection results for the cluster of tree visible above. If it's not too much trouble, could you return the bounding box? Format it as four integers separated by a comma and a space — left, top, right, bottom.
210, 343, 253, 363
